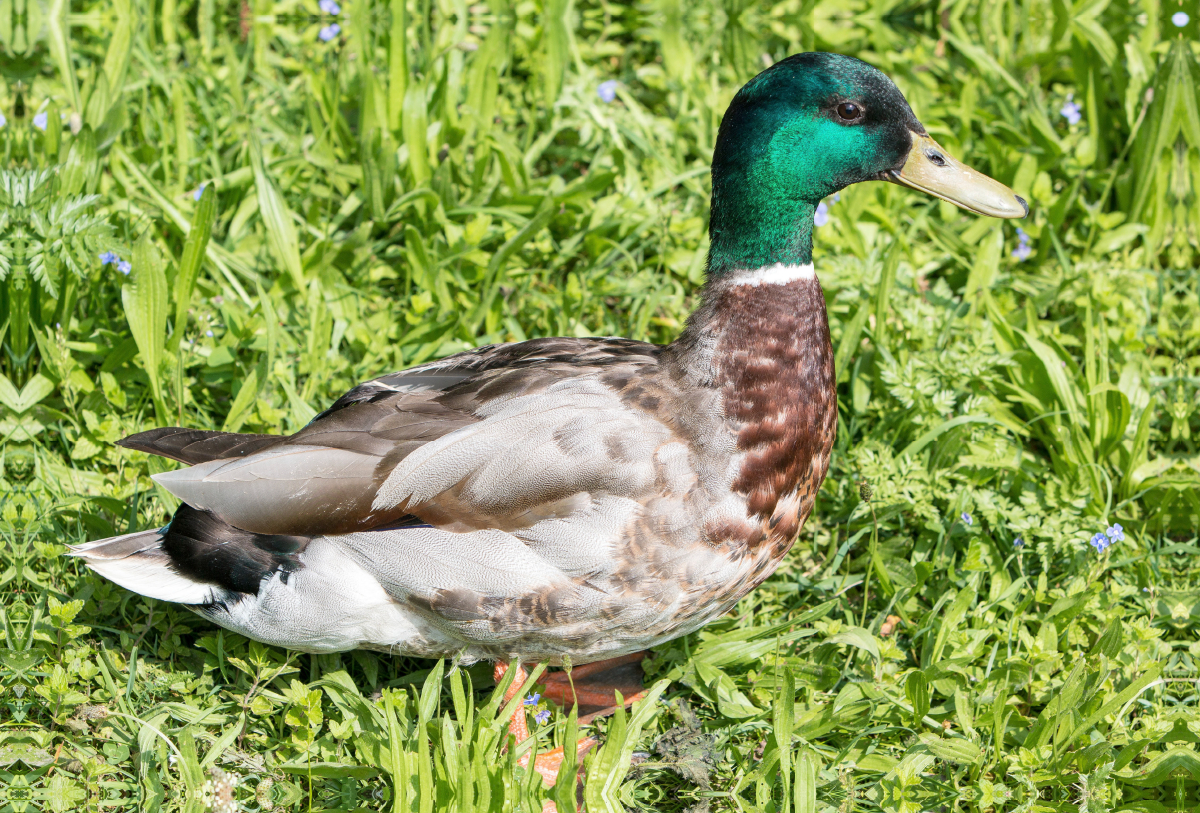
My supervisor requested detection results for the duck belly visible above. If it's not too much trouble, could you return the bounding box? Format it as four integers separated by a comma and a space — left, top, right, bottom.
200, 525, 765, 664
195, 538, 455, 655
73, 496, 790, 664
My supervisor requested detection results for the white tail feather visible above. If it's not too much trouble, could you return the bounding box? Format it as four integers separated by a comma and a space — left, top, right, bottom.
71, 530, 218, 605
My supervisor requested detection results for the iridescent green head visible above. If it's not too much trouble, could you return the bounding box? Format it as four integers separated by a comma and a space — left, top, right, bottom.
707, 53, 1026, 277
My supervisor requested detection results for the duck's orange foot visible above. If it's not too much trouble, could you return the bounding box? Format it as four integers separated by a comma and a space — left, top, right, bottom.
537, 651, 649, 723
493, 660, 598, 807
519, 736, 598, 785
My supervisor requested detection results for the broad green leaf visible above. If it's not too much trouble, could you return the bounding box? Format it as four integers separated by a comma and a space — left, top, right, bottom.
583, 679, 668, 811
386, 0, 407, 132
43, 0, 80, 111
402, 80, 430, 186
918, 733, 982, 765
554, 703, 581, 813
899, 415, 998, 458
1092, 223, 1149, 254
927, 585, 975, 667
1089, 618, 1123, 659
1044, 584, 1102, 625
773, 666, 795, 805
835, 304, 870, 384
1015, 329, 1083, 419
0, 374, 56, 414
199, 720, 244, 769
873, 242, 899, 351
59, 127, 98, 196
906, 671, 930, 725
101, 0, 134, 97
1067, 662, 1164, 744
1113, 745, 1198, 786
827, 627, 880, 664
277, 761, 379, 780
169, 183, 218, 354
221, 366, 259, 432
418, 659, 444, 723
540, 0, 570, 106
795, 746, 820, 813
963, 225, 1001, 301
694, 661, 759, 719
121, 235, 168, 417
251, 139, 304, 290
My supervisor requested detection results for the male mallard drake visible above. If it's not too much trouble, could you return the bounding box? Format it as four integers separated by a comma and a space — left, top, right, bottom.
75, 53, 1024, 674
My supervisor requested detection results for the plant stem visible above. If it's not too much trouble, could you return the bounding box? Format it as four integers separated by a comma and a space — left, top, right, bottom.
860, 500, 879, 629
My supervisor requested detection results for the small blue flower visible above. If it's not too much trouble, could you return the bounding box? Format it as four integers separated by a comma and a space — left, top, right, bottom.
0, 112, 6, 128
1172, 11, 1189, 26
117, 260, 132, 275
1013, 537, 1024, 548
1105, 524, 1124, 543
319, 0, 340, 12
1060, 94, 1082, 126
597, 80, 619, 104
1015, 227, 1030, 244
813, 200, 829, 227
961, 512, 973, 526
193, 183, 207, 201
206, 329, 214, 337
534, 709, 551, 725
33, 111, 48, 131
1012, 242, 1033, 261
1090, 532, 1108, 552
523, 692, 541, 706
319, 22, 340, 41
831, 192, 841, 203
99, 251, 119, 265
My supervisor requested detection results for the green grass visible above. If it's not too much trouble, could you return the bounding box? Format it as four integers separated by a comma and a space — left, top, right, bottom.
3, 0, 1199, 810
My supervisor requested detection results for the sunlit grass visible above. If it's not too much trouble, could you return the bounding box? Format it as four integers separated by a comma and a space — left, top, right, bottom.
2, 0, 1198, 810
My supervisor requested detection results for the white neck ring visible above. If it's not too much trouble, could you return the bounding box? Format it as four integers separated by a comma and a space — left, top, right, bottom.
729, 263, 815, 287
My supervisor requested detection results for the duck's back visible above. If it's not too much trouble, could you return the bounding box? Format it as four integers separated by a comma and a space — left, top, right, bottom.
73, 336, 767, 663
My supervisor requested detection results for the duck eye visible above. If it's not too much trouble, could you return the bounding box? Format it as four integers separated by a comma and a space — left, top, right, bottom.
836, 102, 861, 121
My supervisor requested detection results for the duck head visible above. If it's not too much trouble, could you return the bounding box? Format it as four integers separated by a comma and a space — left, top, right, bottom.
707, 52, 1027, 277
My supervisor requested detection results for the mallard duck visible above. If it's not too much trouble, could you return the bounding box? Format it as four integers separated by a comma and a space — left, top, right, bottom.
74, 52, 1024, 758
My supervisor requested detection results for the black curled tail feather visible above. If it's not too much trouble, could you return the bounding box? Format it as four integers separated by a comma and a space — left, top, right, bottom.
162, 504, 310, 595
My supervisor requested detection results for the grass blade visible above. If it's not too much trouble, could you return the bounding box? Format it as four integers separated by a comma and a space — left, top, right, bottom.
168, 184, 217, 355
251, 139, 304, 290
121, 235, 168, 419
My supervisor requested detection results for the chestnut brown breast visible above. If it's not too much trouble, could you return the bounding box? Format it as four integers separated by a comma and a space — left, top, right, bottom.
708, 276, 838, 556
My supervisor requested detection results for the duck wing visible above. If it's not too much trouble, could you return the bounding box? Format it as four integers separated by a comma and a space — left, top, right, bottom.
142, 338, 674, 537
117, 428, 283, 465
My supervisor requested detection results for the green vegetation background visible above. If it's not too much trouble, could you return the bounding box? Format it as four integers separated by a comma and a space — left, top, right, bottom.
2, 0, 1199, 809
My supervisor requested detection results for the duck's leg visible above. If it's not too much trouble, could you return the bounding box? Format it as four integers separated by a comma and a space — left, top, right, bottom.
494, 661, 598, 787
535, 651, 649, 722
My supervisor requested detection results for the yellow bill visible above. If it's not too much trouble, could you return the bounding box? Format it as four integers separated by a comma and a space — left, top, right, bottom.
888, 133, 1028, 219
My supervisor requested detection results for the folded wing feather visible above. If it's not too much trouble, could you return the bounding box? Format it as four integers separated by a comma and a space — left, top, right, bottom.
151, 348, 677, 545
372, 384, 669, 524
153, 445, 390, 536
